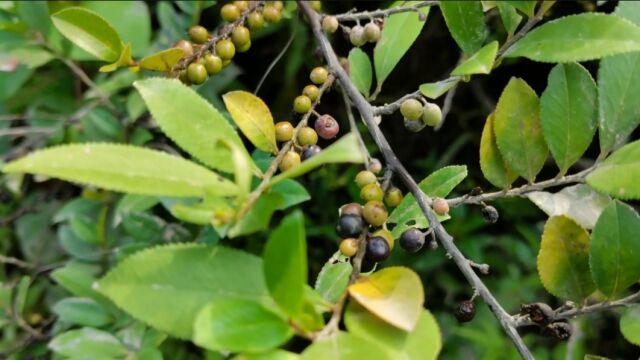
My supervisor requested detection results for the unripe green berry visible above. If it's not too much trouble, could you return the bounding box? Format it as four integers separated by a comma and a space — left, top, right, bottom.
268, 0, 284, 10
297, 127, 318, 146
247, 11, 265, 30
349, 25, 366, 47
263, 5, 282, 23
222, 59, 232, 67
339, 238, 359, 257
432, 198, 449, 215
400, 99, 423, 120
322, 16, 339, 33
360, 183, 384, 202
310, 67, 329, 85
236, 40, 251, 53
372, 229, 394, 250
188, 25, 209, 44
221, 4, 241, 22
178, 69, 190, 85
303, 85, 320, 101
355, 170, 377, 188
275, 121, 294, 142
363, 200, 388, 227
279, 151, 300, 172
232, 26, 251, 47
216, 39, 235, 60
187, 63, 207, 85
384, 187, 403, 208
364, 22, 381, 43
422, 102, 443, 127
203, 53, 222, 75
174, 40, 194, 57
233, 0, 249, 11
293, 95, 312, 114
309, 0, 322, 11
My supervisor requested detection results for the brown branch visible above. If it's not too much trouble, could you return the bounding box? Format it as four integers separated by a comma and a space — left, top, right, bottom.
333, 1, 438, 22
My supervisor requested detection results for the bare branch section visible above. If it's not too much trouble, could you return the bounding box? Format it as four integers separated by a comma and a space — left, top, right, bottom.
333, 1, 438, 22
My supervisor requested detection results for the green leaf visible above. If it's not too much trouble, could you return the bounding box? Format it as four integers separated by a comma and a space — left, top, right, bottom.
138, 48, 185, 72
480, 112, 518, 189
134, 78, 256, 174
497, 2, 523, 35
269, 133, 366, 185
348, 267, 424, 331
300, 332, 392, 360
540, 63, 597, 175
504, 0, 536, 17
99, 42, 134, 72
586, 140, 640, 200
2, 144, 237, 198
589, 201, 640, 298
451, 41, 498, 76
228, 192, 285, 238
537, 216, 595, 302
314, 253, 352, 304
505, 14, 640, 62
271, 179, 311, 210
419, 77, 460, 99
388, 165, 466, 238
620, 305, 640, 346
233, 350, 300, 360
52, 297, 113, 328
439, 1, 487, 53
49, 328, 128, 358
15, 1, 51, 36
51, 7, 123, 62
223, 91, 278, 154
349, 48, 373, 97
95, 244, 268, 339
374, 1, 429, 90
194, 299, 293, 353
494, 77, 547, 182
264, 211, 307, 316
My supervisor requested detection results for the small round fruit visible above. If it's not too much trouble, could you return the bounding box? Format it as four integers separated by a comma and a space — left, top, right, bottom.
221, 4, 241, 22
203, 54, 222, 75
360, 183, 384, 202
293, 95, 312, 114
340, 238, 359, 257
404, 118, 426, 132
303, 85, 320, 101
174, 40, 194, 57
422, 102, 442, 127
279, 151, 300, 172
215, 39, 235, 60
340, 203, 363, 217
315, 114, 339, 139
372, 229, 394, 250
178, 69, 190, 85
263, 5, 281, 22
232, 26, 251, 47
309, 0, 322, 11
384, 187, 403, 207
301, 145, 321, 161
366, 236, 390, 262
188, 25, 209, 44
310, 67, 329, 85
275, 121, 294, 142
233, 0, 249, 11
432, 198, 449, 215
364, 22, 381, 42
270, 1, 284, 10
355, 170, 377, 188
368, 158, 383, 174
482, 205, 499, 224
455, 301, 476, 323
400, 99, 423, 120
363, 200, 388, 227
322, 16, 339, 33
297, 127, 318, 146
187, 63, 207, 85
349, 25, 366, 47
247, 11, 265, 30
399, 228, 424, 253
236, 40, 251, 53
336, 214, 365, 238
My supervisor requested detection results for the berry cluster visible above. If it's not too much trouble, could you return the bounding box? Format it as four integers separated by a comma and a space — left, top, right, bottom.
322, 16, 383, 47
400, 98, 443, 132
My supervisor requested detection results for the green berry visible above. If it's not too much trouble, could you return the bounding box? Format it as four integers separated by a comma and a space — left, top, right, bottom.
216, 39, 235, 60
236, 40, 251, 53
322, 16, 339, 33
400, 99, 423, 120
275, 121, 294, 142
349, 25, 366, 47
232, 26, 251, 47
221, 4, 241, 22
269, 0, 284, 10
363, 200, 388, 227
279, 151, 300, 172
355, 170, 377, 188
203, 54, 222, 75
432, 198, 449, 215
340, 238, 359, 257
372, 229, 394, 250
384, 187, 403, 207
187, 63, 207, 85
188, 25, 209, 44
303, 85, 320, 101
178, 69, 190, 85
293, 95, 312, 114
247, 11, 264, 30
263, 5, 281, 22
364, 22, 381, 43
233, 0, 249, 11
360, 183, 383, 202
174, 40, 194, 57
310, 0, 322, 11
310, 67, 329, 85
422, 102, 443, 127
297, 127, 318, 146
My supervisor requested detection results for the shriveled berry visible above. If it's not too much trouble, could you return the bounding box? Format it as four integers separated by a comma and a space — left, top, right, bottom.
363, 200, 388, 227
360, 183, 384, 202
322, 16, 339, 33
520, 303, 554, 325
236, 40, 251, 53
545, 321, 572, 340
366, 236, 390, 262
247, 11, 265, 30
314, 114, 339, 139
400, 99, 423, 120
188, 25, 209, 44
364, 22, 381, 42
422, 102, 442, 127
297, 127, 318, 146
336, 214, 365, 238
279, 151, 300, 172
216, 39, 235, 60
482, 205, 499, 224
404, 118, 426, 133
203, 53, 222, 75
310, 67, 329, 85
303, 84, 320, 101
263, 5, 281, 22
174, 40, 194, 57
340, 203, 363, 217
293, 95, 312, 114
301, 145, 321, 160
372, 229, 394, 250
349, 25, 366, 47
232, 26, 251, 47
355, 170, 377, 188
309, 0, 322, 11
384, 187, 403, 207
455, 301, 476, 323
275, 121, 294, 142
233, 0, 249, 11
368, 158, 383, 174
432, 198, 449, 215
221, 4, 241, 22
399, 228, 424, 253
187, 63, 207, 85
340, 238, 359, 257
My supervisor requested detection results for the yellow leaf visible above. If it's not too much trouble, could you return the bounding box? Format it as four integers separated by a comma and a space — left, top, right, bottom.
139, 48, 185, 72
223, 91, 278, 154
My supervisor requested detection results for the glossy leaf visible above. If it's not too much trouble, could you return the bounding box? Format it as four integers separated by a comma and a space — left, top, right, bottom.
537, 216, 595, 301
620, 306, 640, 346
228, 192, 284, 238
590, 201, 640, 298
451, 41, 498, 76
440, 1, 487, 53
505, 14, 640, 62
223, 91, 278, 154
52, 297, 113, 328
51, 7, 123, 62
315, 253, 352, 304
233, 350, 300, 360
49, 328, 128, 358
96, 244, 268, 339
348, 267, 424, 331
349, 48, 373, 97
586, 140, 640, 200
480, 113, 518, 189
494, 77, 547, 182
497, 2, 522, 35
419, 77, 460, 99
300, 331, 392, 360
139, 48, 185, 72
504, 0, 536, 17
99, 42, 134, 72
194, 299, 292, 353
2, 144, 236, 198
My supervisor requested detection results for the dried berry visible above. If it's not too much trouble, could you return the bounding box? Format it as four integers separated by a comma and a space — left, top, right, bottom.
482, 205, 499, 224
315, 114, 339, 139
545, 321, 572, 340
455, 301, 476, 323
520, 303, 554, 325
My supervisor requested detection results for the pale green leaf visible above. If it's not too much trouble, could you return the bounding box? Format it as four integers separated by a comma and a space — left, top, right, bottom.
586, 140, 640, 200
504, 0, 536, 17
233, 350, 300, 360
300, 332, 392, 360
2, 144, 237, 198
228, 192, 285, 238
620, 306, 640, 346
451, 41, 498, 76
479, 113, 518, 189
314, 253, 352, 304
497, 2, 522, 35
349, 48, 373, 97
589, 201, 640, 298
223, 91, 278, 154
99, 42, 133, 72
439, 1, 487, 53
49, 328, 128, 358
52, 297, 113, 328
419, 77, 460, 99
139, 48, 185, 72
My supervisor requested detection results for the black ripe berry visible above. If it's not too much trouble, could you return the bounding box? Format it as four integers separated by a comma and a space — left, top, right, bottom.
455, 301, 476, 323
399, 228, 424, 253
301, 145, 321, 161
336, 214, 364, 238
366, 236, 390, 262
482, 205, 499, 224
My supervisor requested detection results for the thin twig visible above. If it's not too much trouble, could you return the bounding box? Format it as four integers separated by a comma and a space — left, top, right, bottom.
0, 255, 34, 269
434, 81, 457, 131
340, 85, 370, 165
0, 127, 54, 137
333, 1, 438, 22
255, 17, 298, 95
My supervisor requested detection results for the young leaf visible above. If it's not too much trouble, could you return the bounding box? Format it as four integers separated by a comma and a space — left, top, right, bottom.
620, 306, 640, 346
439, 1, 487, 53
95, 244, 268, 339
505, 14, 640, 62
494, 77, 547, 182
349, 48, 373, 97
52, 297, 113, 328
586, 140, 640, 200
419, 77, 460, 99
497, 2, 523, 35
194, 299, 292, 353
480, 113, 518, 189
315, 253, 352, 304
49, 328, 128, 358
374, 1, 429, 91
589, 201, 640, 298
348, 267, 424, 331
537, 216, 595, 302
2, 144, 237, 198
263, 211, 307, 316
300, 331, 392, 360
451, 41, 498, 76
223, 91, 278, 155
134, 78, 257, 175
138, 48, 185, 72
99, 42, 134, 72
540, 63, 597, 175
51, 7, 123, 62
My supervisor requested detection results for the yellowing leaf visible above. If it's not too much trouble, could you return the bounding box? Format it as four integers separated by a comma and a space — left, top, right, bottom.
99, 42, 133, 72
223, 91, 278, 154
348, 267, 424, 331
479, 112, 518, 188
139, 48, 185, 72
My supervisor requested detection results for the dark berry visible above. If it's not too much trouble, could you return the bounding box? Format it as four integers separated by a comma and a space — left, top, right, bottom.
339, 238, 359, 257
455, 301, 476, 323
520, 303, 554, 325
336, 214, 365, 238
482, 205, 499, 224
366, 236, 390, 262
399, 228, 424, 253
301, 145, 321, 161
315, 114, 339, 139
340, 203, 363, 217
371, 229, 394, 250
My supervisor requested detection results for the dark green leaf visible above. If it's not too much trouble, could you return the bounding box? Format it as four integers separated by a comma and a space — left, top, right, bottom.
49, 328, 128, 358
440, 1, 487, 53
